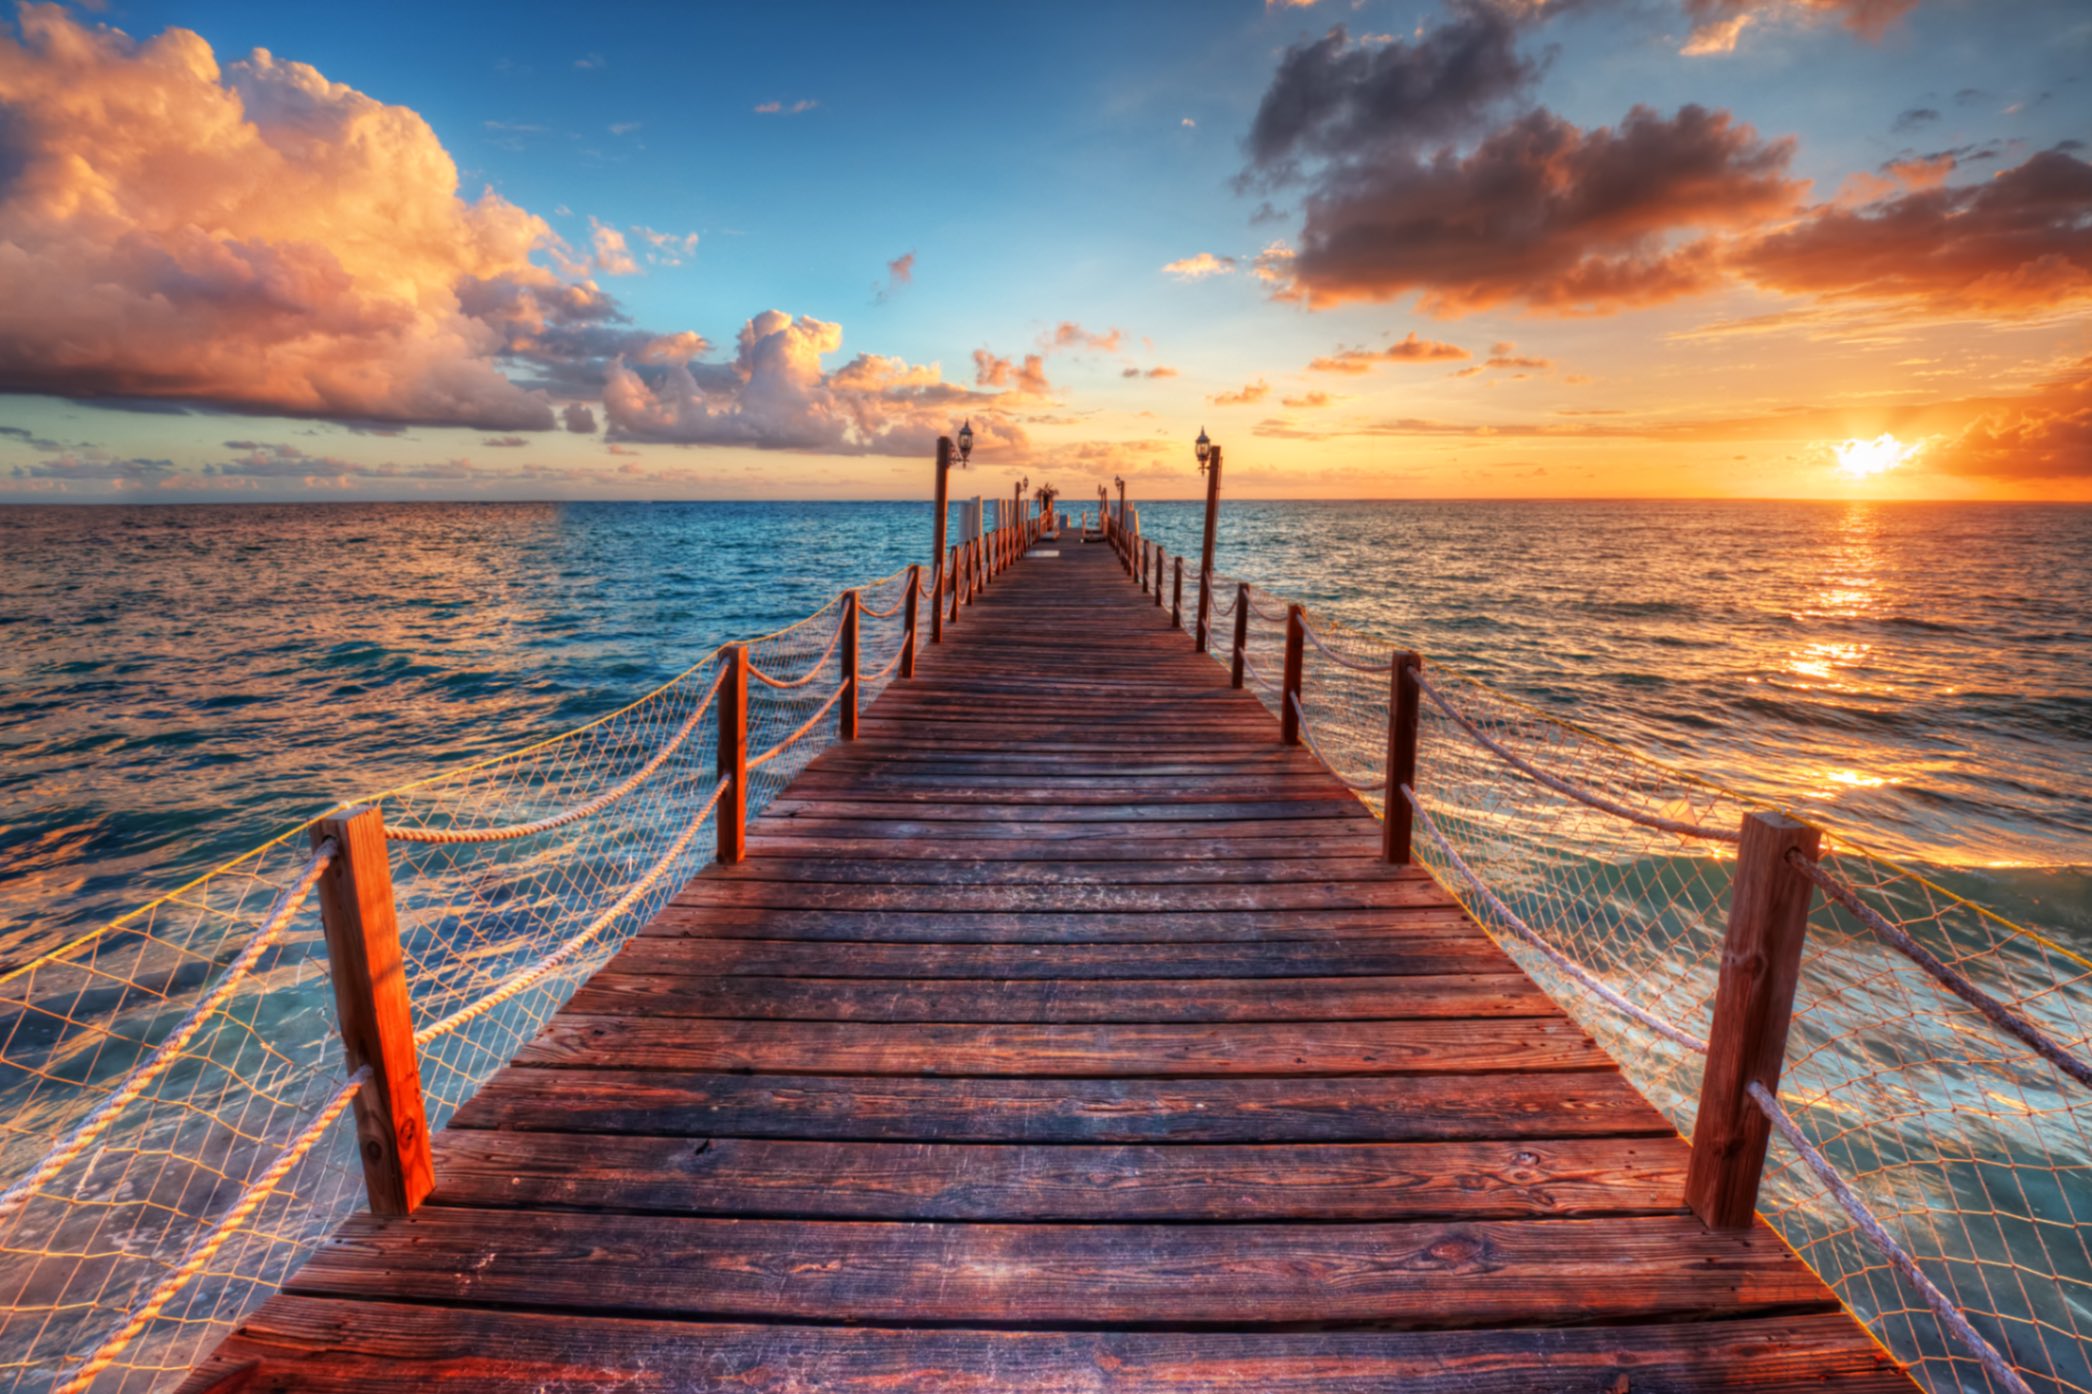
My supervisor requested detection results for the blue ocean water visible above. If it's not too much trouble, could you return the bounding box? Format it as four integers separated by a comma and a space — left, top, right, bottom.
2, 498, 2088, 962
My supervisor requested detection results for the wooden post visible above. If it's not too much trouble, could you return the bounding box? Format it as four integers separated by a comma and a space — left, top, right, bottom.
840, 589, 860, 741
1172, 557, 1183, 629
716, 643, 749, 864
929, 554, 944, 646
1155, 547, 1165, 609
1280, 603, 1306, 745
1685, 812, 1823, 1230
947, 544, 961, 626
902, 564, 921, 678
311, 806, 433, 1217
931, 437, 951, 605
1230, 583, 1250, 689
1195, 445, 1222, 653
1382, 652, 1423, 865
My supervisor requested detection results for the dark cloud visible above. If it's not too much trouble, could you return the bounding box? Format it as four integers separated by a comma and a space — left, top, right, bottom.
561, 402, 598, 434
1286, 104, 1800, 315
1892, 107, 1940, 133
1243, 9, 1541, 184
1737, 149, 2092, 312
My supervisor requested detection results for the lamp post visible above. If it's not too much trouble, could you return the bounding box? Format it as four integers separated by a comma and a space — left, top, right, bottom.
1097, 484, 1108, 539
1012, 475, 1027, 544
931, 420, 974, 644
1194, 426, 1222, 654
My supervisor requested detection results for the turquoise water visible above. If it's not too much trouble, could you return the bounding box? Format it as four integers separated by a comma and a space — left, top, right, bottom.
2, 499, 2088, 962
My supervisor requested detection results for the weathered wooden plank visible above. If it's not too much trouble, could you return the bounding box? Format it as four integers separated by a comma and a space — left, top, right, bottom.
763, 797, 1369, 822
670, 879, 1449, 912
428, 1133, 1688, 1220
449, 1069, 1670, 1142
561, 971, 1556, 1023
610, 935, 1514, 978
514, 1015, 1609, 1076
710, 855, 1431, 886
180, 1302, 1915, 1394
285, 1210, 1836, 1327
642, 903, 1480, 944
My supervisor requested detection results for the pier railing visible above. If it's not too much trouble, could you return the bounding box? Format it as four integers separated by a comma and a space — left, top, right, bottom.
1117, 541, 2088, 1394
0, 515, 1039, 1392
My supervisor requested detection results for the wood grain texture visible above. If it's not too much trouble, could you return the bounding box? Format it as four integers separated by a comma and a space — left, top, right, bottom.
193, 541, 1904, 1391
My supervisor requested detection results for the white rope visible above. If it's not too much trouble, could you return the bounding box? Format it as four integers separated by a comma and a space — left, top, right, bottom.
415, 780, 728, 1047
1746, 1080, 2035, 1394
1238, 646, 1278, 695
1414, 670, 1740, 844
51, 1067, 370, 1394
1205, 574, 1239, 619
1288, 693, 1383, 792
1790, 853, 2092, 1090
748, 614, 846, 689
747, 681, 847, 771
387, 670, 726, 845
1405, 786, 1712, 1053
1246, 589, 1289, 622
0, 841, 337, 1223
1301, 616, 1395, 674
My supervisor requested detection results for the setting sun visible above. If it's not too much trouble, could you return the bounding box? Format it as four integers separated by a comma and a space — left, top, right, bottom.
1833, 434, 1924, 480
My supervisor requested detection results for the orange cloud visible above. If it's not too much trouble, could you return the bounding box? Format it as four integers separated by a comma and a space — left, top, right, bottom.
0, 6, 571, 429
1737, 150, 2092, 314
1044, 323, 1125, 353
1210, 380, 1271, 406
606, 310, 1023, 454
1937, 360, 2092, 479
1162, 253, 1237, 280
973, 350, 1052, 396
1309, 332, 1470, 373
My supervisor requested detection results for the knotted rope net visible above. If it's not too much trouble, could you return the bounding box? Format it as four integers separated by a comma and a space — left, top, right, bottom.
0, 562, 924, 1391
1201, 575, 2089, 1394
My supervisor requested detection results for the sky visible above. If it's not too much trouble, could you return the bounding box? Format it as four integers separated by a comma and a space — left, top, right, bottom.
0, 0, 2086, 503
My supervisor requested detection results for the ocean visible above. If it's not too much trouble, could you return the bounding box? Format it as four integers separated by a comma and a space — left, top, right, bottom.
2, 498, 2088, 962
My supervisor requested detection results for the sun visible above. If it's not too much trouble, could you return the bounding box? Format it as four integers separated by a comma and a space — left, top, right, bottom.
1833, 434, 1923, 479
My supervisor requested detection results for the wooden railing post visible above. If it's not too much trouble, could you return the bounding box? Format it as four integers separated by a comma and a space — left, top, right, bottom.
1154, 548, 1165, 610
1279, 603, 1306, 745
929, 556, 943, 646
1230, 583, 1250, 689
947, 544, 961, 627
1172, 557, 1183, 629
311, 806, 433, 1217
902, 564, 921, 677
840, 589, 860, 741
1685, 812, 1823, 1230
1382, 652, 1423, 865
717, 643, 749, 864
1195, 444, 1221, 653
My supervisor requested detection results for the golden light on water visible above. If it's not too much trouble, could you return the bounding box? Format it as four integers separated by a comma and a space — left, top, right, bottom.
1833, 433, 1923, 479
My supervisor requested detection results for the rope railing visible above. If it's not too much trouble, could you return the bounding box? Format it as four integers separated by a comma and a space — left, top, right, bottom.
1, 546, 975, 1391
1790, 850, 2092, 1091
1413, 668, 1741, 844
0, 839, 337, 1225
50, 1068, 371, 1394
385, 669, 726, 845
1160, 553, 2087, 1394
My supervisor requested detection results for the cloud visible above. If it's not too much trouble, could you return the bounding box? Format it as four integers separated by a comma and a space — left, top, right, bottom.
1737, 150, 2092, 314
1044, 323, 1125, 353
875, 251, 915, 303
1180, 117, 1197, 129
1893, 106, 1941, 134
0, 7, 581, 430
973, 349, 1052, 396
1243, 15, 1539, 183
1121, 365, 1178, 379
633, 227, 699, 267
1309, 332, 1471, 372
481, 435, 528, 447
1210, 380, 1271, 406
1162, 252, 1237, 280
608, 120, 642, 136
589, 218, 639, 275
1682, 0, 1918, 54
1281, 390, 1334, 408
10, 451, 173, 483
574, 53, 606, 70
562, 402, 598, 433
754, 99, 818, 115
600, 310, 1023, 455
1284, 104, 1802, 315
1937, 360, 2092, 478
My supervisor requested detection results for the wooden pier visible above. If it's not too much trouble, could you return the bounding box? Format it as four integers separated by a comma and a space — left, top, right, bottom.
184, 541, 1908, 1391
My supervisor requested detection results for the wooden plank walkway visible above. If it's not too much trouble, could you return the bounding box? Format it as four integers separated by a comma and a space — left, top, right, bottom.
184, 541, 1909, 1392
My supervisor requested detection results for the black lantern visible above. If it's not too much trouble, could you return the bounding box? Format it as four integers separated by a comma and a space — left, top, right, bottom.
1195, 426, 1211, 472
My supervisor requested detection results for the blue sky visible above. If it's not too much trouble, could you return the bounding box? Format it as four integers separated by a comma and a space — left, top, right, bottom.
1, 0, 2087, 500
